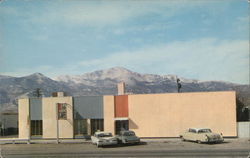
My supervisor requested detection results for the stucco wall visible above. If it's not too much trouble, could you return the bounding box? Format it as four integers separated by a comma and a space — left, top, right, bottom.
103, 96, 115, 135
43, 97, 73, 138
128, 91, 236, 137
115, 95, 128, 118
18, 98, 30, 139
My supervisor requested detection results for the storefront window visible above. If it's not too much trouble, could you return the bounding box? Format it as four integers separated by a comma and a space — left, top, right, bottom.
57, 103, 67, 120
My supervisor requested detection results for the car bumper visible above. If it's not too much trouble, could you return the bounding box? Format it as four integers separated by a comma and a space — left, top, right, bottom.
207, 138, 224, 143
99, 141, 118, 146
123, 140, 140, 144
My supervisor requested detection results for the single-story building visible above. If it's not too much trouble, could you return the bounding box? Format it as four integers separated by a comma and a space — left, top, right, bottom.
18, 84, 237, 139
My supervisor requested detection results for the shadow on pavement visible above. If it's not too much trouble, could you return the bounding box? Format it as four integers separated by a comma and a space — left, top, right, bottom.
100, 141, 147, 148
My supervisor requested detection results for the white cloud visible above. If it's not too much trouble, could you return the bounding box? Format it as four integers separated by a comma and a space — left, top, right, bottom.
2, 38, 248, 84
18, 0, 223, 27
75, 38, 249, 84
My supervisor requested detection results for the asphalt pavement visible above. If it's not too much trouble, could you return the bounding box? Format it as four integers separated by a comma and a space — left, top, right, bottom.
0, 138, 249, 158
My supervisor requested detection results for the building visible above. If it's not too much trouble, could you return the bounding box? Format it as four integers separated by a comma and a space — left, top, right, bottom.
18, 88, 237, 139
0, 112, 18, 136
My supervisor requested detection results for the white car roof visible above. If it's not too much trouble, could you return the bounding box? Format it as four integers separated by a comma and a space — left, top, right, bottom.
95, 131, 112, 135
189, 128, 211, 131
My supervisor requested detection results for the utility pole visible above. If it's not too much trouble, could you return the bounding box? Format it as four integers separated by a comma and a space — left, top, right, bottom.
32, 88, 43, 97
176, 77, 182, 93
56, 104, 59, 144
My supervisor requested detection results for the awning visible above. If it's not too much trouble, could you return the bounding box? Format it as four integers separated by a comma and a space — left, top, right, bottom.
114, 117, 129, 121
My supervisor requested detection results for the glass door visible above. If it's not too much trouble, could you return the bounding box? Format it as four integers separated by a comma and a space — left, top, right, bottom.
115, 120, 129, 134
30, 120, 42, 138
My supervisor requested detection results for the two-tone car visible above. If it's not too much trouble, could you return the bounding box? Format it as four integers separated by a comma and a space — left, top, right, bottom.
91, 131, 118, 147
180, 128, 224, 144
116, 130, 140, 144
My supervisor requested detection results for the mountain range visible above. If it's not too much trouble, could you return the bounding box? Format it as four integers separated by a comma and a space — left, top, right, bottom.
0, 67, 249, 112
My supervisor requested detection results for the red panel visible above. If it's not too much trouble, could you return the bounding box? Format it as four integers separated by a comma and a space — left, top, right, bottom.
115, 95, 128, 117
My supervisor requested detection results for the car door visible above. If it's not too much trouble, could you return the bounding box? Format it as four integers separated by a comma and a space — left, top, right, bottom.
189, 129, 198, 141
183, 129, 193, 140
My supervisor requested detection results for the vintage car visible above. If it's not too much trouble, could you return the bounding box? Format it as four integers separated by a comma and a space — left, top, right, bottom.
91, 131, 118, 147
180, 128, 224, 144
116, 130, 140, 144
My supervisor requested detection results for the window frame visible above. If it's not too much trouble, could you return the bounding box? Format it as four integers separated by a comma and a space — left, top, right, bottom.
57, 103, 67, 120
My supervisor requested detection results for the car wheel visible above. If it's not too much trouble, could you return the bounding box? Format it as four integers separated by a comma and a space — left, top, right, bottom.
117, 139, 122, 144
197, 140, 202, 144
180, 136, 185, 141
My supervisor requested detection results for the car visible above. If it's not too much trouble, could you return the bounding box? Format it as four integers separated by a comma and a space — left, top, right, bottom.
116, 130, 140, 144
180, 128, 224, 144
91, 131, 118, 147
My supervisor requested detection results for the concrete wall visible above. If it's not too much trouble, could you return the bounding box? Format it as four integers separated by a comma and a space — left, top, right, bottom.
103, 96, 115, 135
43, 97, 73, 138
237, 122, 250, 138
18, 98, 30, 139
128, 91, 237, 137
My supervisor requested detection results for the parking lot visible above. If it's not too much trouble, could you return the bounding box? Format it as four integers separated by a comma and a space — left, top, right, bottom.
0, 138, 249, 158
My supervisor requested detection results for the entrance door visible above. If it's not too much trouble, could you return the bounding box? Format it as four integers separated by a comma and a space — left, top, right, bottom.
30, 120, 42, 138
115, 120, 129, 134
74, 119, 88, 138
90, 119, 104, 135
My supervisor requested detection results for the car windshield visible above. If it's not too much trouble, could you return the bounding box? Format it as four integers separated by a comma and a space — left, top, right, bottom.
123, 131, 135, 136
97, 133, 112, 137
198, 129, 212, 133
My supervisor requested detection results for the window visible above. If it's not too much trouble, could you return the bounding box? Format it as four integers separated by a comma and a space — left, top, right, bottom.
74, 119, 88, 136
115, 120, 129, 134
91, 119, 104, 135
30, 120, 42, 136
198, 129, 212, 133
57, 103, 67, 120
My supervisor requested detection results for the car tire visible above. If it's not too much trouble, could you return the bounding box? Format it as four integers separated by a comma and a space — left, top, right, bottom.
180, 136, 185, 141
197, 140, 202, 144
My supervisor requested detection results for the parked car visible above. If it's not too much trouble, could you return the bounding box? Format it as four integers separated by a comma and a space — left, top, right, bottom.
180, 128, 224, 144
116, 130, 140, 144
91, 131, 118, 147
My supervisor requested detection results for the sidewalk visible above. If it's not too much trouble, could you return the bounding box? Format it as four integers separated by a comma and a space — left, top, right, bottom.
0, 138, 91, 144
0, 137, 248, 145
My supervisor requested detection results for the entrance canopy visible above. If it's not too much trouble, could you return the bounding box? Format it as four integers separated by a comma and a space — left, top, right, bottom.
114, 117, 129, 121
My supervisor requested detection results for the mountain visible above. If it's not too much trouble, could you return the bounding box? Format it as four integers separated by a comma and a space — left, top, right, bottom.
0, 67, 249, 112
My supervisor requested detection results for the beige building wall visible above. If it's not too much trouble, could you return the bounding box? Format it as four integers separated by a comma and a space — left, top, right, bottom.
103, 96, 115, 135
128, 91, 236, 137
18, 98, 30, 139
42, 97, 73, 138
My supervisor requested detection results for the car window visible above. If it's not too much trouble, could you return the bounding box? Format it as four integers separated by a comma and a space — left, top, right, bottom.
198, 129, 212, 133
97, 133, 112, 137
123, 131, 135, 136
189, 129, 196, 133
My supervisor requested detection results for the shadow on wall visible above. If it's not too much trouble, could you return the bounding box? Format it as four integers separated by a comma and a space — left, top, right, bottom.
129, 119, 138, 129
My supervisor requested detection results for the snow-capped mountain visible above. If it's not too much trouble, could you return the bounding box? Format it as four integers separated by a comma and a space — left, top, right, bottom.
0, 67, 249, 112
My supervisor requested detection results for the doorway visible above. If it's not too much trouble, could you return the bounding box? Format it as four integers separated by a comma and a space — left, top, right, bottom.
115, 120, 129, 134
30, 120, 42, 138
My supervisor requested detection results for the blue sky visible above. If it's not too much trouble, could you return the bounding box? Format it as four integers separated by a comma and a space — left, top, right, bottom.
0, 0, 249, 84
